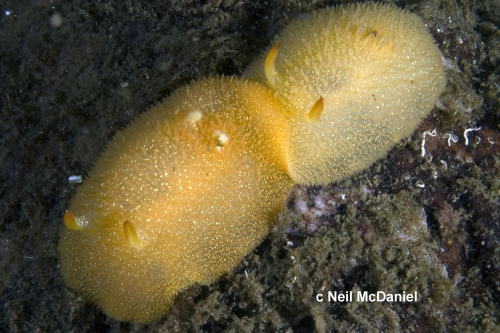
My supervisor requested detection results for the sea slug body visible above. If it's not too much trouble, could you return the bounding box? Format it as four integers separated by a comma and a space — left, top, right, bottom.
59, 2, 447, 323
59, 77, 293, 322
245, 2, 446, 185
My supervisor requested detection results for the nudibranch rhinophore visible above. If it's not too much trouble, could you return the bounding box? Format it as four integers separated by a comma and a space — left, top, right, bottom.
59, 77, 294, 322
245, 2, 446, 185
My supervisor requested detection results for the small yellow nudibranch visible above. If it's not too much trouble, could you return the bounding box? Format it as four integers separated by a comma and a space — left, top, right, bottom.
245, 3, 446, 185
59, 77, 293, 323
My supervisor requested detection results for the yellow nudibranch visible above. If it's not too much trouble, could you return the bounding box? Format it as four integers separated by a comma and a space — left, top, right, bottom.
245, 2, 446, 185
59, 78, 294, 322
59, 3, 446, 323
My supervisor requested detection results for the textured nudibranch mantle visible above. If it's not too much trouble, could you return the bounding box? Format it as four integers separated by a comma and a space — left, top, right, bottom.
59, 77, 294, 322
245, 2, 446, 185
59, 2, 446, 323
